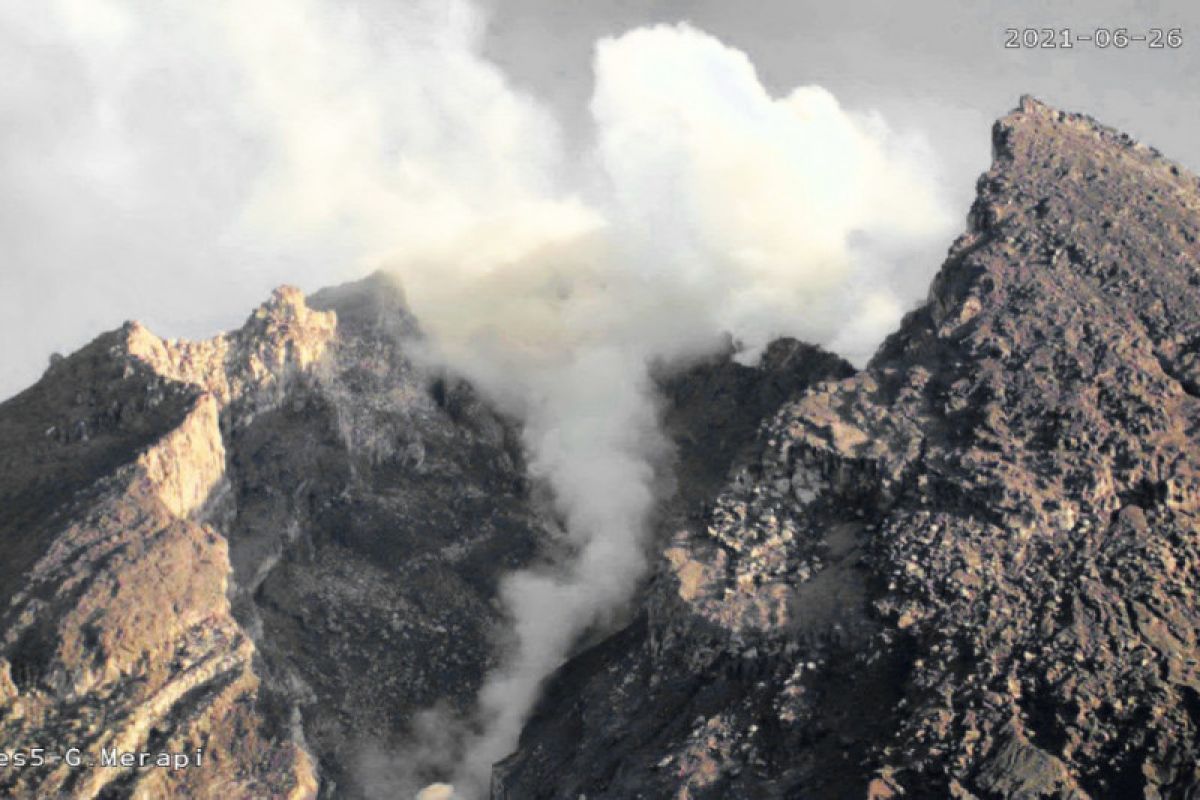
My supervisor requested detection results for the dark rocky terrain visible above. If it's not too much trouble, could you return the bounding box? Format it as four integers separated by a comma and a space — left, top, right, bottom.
0, 266, 849, 798
2, 96, 1199, 799
495, 97, 1200, 799
0, 275, 552, 799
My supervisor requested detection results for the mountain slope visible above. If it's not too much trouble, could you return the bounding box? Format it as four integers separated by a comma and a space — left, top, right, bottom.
0, 276, 549, 799
2, 96, 1198, 800
0, 272, 852, 799
495, 97, 1200, 799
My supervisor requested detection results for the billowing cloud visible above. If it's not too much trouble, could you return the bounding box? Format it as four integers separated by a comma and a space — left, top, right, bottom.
591, 24, 951, 363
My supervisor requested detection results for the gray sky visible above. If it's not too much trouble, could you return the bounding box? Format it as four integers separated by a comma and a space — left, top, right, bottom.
2, 0, 1197, 400
481, 0, 1199, 195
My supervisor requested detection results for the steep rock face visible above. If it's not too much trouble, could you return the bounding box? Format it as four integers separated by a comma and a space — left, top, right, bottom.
233, 275, 545, 799
0, 288, 334, 799
496, 97, 1200, 799
0, 274, 546, 799
660, 338, 857, 516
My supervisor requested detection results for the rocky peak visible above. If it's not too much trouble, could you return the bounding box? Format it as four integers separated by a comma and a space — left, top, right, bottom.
120, 284, 338, 422
3, 97, 1200, 800
0, 270, 543, 799
494, 97, 1200, 799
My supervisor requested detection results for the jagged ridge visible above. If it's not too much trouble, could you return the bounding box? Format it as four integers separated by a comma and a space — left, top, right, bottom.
0, 275, 547, 799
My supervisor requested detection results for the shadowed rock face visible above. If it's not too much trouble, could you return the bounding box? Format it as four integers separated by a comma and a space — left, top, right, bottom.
2, 97, 1199, 800
494, 97, 1200, 799
220, 276, 548, 799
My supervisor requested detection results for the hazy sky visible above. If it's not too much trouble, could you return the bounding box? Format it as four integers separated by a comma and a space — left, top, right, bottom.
2, 0, 1197, 400
480, 0, 1200, 195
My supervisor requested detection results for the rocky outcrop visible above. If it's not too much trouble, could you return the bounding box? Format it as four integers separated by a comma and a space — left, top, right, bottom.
0, 288, 334, 799
121, 285, 336, 423
495, 97, 1200, 799
0, 273, 547, 799
238, 275, 546, 798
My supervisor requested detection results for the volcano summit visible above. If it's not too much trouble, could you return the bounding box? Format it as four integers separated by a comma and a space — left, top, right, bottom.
1, 98, 1199, 799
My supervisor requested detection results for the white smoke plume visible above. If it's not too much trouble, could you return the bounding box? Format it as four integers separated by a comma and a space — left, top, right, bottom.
392, 22, 954, 798
1, 2, 954, 797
